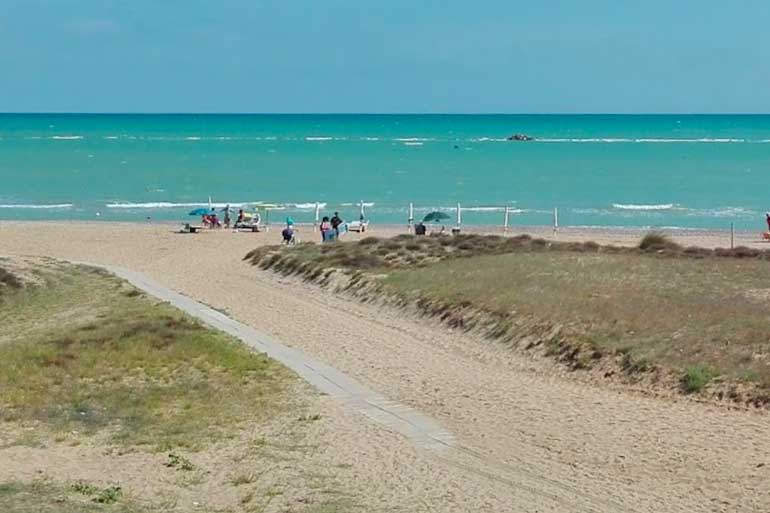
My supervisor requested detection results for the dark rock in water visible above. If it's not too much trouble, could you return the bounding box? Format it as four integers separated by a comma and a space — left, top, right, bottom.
507, 134, 534, 141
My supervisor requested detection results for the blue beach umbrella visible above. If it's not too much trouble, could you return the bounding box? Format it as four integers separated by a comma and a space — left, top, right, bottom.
422, 211, 451, 223
189, 207, 210, 216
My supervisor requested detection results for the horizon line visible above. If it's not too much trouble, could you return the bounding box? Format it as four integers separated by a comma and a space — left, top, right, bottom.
3, 112, 770, 116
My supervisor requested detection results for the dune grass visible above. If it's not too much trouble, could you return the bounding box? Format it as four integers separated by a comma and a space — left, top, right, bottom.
0, 263, 292, 450
382, 250, 770, 387
247, 233, 770, 399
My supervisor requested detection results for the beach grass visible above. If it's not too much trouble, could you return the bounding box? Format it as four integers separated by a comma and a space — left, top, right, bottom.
247, 234, 770, 400
0, 262, 292, 450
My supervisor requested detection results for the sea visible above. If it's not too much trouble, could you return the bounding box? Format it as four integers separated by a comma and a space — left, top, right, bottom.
1, 113, 769, 230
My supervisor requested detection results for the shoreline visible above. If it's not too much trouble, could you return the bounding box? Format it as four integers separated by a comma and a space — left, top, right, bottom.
2, 219, 767, 249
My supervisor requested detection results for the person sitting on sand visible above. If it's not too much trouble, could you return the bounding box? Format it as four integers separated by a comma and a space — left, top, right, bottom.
414, 222, 427, 236
282, 225, 295, 245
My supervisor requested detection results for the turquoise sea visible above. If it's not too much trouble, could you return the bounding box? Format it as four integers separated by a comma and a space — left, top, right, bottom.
1, 114, 769, 229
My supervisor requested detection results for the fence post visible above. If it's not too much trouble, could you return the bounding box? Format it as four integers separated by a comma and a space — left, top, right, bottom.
503, 206, 510, 233
731, 222, 735, 249
553, 207, 558, 235
408, 202, 414, 232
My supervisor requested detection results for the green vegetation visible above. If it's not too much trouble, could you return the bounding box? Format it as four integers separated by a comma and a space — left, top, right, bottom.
682, 367, 718, 393
0, 481, 143, 513
0, 263, 292, 450
247, 233, 770, 402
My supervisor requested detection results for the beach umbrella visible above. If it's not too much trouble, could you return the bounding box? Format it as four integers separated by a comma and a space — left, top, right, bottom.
189, 207, 209, 216
422, 211, 451, 223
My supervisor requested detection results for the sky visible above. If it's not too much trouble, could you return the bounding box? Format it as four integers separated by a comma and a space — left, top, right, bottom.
2, 1, 770, 113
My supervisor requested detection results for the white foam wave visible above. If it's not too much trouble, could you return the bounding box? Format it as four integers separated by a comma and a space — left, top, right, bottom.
690, 207, 757, 218
51, 135, 83, 140
0, 203, 73, 209
462, 206, 506, 212
537, 137, 749, 144
612, 203, 675, 211
103, 136, 119, 140
293, 202, 328, 209
305, 136, 333, 141
403, 142, 423, 146
184, 136, 202, 141
394, 137, 433, 142
106, 202, 204, 209
106, 202, 249, 209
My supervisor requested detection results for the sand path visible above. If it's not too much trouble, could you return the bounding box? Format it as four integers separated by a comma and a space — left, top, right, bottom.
3, 222, 770, 512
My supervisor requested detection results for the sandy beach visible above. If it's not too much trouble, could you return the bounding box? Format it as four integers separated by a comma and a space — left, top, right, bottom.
3, 221, 770, 512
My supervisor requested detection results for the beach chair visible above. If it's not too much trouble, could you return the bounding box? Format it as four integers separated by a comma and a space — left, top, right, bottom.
181, 223, 203, 233
347, 220, 369, 233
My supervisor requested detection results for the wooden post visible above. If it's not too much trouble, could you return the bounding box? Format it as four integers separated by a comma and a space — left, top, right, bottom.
731, 222, 735, 249
314, 202, 320, 232
456, 203, 462, 228
503, 206, 510, 233
408, 202, 414, 231
553, 207, 558, 235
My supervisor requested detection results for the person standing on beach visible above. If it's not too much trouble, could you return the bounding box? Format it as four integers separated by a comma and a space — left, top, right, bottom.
765, 212, 770, 232
320, 216, 331, 242
331, 211, 343, 236
224, 205, 231, 228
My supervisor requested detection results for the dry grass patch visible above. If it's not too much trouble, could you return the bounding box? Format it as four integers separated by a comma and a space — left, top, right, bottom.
0, 264, 292, 450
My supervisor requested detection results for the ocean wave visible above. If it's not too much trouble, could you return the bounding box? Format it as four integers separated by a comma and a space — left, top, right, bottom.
612, 203, 675, 211
534, 137, 750, 144
106, 201, 249, 209
305, 136, 333, 141
461, 206, 506, 212
0, 203, 73, 209
689, 207, 758, 218
403, 142, 423, 146
106, 202, 205, 209
394, 137, 433, 142
103, 136, 119, 140
293, 202, 328, 209
50, 135, 83, 140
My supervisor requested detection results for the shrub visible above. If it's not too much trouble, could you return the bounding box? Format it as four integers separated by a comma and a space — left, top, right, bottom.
639, 231, 681, 251
681, 366, 717, 393
0, 267, 21, 289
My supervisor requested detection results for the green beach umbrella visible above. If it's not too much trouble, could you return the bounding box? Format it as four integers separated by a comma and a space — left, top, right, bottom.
422, 211, 451, 223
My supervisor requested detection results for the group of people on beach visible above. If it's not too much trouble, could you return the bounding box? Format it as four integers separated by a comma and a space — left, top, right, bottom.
200, 206, 259, 230
319, 212, 344, 242
280, 211, 346, 245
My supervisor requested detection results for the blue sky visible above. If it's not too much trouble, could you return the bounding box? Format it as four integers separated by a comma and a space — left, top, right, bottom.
2, 1, 769, 113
